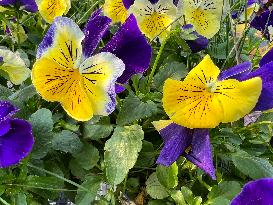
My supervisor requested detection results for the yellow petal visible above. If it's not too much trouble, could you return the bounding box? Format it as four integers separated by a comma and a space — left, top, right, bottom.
37, 0, 70, 23
163, 78, 224, 128
215, 77, 262, 123
103, 0, 129, 23
129, 0, 177, 41
152, 120, 173, 131
32, 57, 93, 121
181, 0, 223, 39
79, 52, 125, 115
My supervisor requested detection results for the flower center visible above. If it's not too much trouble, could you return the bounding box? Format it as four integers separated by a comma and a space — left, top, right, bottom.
206, 81, 217, 93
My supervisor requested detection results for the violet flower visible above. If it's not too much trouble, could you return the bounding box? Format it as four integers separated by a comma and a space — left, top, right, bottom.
231, 178, 273, 205
0, 0, 37, 13
0, 101, 34, 168
154, 61, 273, 179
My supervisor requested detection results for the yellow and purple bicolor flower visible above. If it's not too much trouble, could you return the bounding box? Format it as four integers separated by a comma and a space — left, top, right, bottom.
104, 0, 178, 41
32, 10, 151, 121
154, 57, 273, 179
0, 101, 34, 168
231, 178, 273, 205
0, 0, 37, 12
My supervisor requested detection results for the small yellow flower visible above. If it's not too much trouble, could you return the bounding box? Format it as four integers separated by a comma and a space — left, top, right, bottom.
129, 0, 177, 41
179, 0, 224, 39
36, 0, 71, 23
103, 0, 129, 23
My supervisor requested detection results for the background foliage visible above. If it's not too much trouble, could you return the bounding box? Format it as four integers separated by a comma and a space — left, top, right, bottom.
1, 0, 273, 204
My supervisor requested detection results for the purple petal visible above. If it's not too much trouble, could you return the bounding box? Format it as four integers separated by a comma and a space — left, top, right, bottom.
250, 9, 273, 40
0, 56, 3, 63
260, 47, 273, 67
19, 0, 37, 12
231, 178, 273, 205
0, 0, 16, 6
0, 101, 18, 122
156, 123, 192, 166
101, 14, 152, 93
185, 129, 216, 180
0, 120, 11, 137
83, 9, 111, 58
241, 61, 273, 111
0, 119, 34, 168
122, 0, 135, 9
218, 62, 252, 81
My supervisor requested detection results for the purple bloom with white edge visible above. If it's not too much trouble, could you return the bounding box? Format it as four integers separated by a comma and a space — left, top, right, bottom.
231, 178, 273, 205
0, 101, 34, 168
0, 0, 37, 12
154, 61, 273, 179
182, 24, 209, 53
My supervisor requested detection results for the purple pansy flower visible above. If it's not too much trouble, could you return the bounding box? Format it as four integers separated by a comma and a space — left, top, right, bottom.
250, 9, 273, 40
231, 178, 273, 205
182, 24, 209, 53
155, 61, 273, 179
0, 0, 37, 12
0, 101, 34, 168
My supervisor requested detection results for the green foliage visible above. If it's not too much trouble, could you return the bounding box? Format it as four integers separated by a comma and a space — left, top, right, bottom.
104, 125, 144, 185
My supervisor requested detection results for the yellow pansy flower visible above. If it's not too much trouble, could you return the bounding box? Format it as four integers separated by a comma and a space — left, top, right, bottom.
36, 0, 71, 23
129, 0, 177, 41
103, 0, 130, 23
179, 0, 224, 39
163, 55, 262, 128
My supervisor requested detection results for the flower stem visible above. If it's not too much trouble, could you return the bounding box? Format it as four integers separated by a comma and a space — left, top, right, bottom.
0, 197, 10, 205
147, 36, 169, 90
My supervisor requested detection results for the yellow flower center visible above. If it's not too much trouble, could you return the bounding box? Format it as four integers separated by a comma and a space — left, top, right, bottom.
206, 81, 217, 93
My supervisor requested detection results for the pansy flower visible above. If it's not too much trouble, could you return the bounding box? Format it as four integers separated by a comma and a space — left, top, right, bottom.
32, 11, 151, 121
163, 55, 262, 129
0, 0, 37, 12
0, 48, 31, 85
0, 101, 34, 168
178, 0, 224, 39
129, 0, 177, 41
231, 178, 273, 205
155, 60, 273, 179
36, 0, 71, 23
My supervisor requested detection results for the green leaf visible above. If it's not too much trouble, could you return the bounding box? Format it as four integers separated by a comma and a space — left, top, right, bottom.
154, 61, 187, 90
208, 196, 230, 205
117, 94, 158, 125
72, 143, 100, 170
232, 151, 273, 178
181, 186, 194, 204
14, 193, 27, 205
0, 84, 12, 99
83, 116, 113, 140
171, 190, 186, 205
156, 163, 178, 189
208, 181, 241, 201
29, 108, 54, 159
9, 85, 36, 102
146, 173, 169, 199
135, 140, 155, 167
104, 125, 144, 185
75, 176, 101, 205
52, 130, 83, 154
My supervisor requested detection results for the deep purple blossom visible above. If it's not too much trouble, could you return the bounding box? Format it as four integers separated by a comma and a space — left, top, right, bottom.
0, 0, 37, 12
251, 9, 273, 40
0, 101, 34, 168
231, 178, 273, 205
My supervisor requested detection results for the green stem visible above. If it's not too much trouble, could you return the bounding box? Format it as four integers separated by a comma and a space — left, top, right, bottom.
27, 164, 89, 192
0, 197, 10, 205
147, 37, 169, 89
